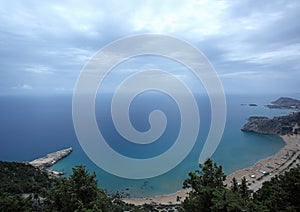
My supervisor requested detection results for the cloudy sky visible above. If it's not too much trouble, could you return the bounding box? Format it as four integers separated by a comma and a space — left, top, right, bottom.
0, 0, 299, 95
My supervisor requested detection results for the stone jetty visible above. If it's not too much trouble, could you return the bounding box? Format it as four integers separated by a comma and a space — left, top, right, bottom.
29, 147, 72, 169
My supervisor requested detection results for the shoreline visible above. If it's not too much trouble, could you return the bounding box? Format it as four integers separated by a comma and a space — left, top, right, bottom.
122, 188, 191, 206
225, 134, 299, 191
123, 134, 300, 205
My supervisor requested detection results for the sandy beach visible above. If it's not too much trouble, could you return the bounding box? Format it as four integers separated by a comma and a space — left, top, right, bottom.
225, 134, 300, 191
123, 134, 300, 205
122, 188, 191, 206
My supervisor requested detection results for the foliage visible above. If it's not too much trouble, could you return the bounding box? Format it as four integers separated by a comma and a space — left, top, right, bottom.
0, 192, 33, 212
0, 162, 137, 211
44, 165, 130, 211
182, 158, 227, 211
254, 165, 300, 211
211, 189, 244, 211
183, 158, 226, 191
0, 161, 51, 211
181, 158, 277, 212
230, 177, 251, 200
0, 161, 51, 195
0, 160, 299, 211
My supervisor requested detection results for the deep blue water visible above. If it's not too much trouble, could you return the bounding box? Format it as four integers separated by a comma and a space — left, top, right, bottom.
0, 93, 298, 197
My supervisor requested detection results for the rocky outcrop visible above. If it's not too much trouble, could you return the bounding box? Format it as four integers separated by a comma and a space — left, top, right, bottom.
29, 147, 72, 169
241, 112, 300, 135
266, 97, 300, 110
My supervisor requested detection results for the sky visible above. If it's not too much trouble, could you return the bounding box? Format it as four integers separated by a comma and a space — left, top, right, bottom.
0, 0, 300, 95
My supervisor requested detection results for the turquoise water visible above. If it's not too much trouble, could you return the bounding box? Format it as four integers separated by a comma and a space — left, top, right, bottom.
0, 93, 297, 197
52, 94, 292, 197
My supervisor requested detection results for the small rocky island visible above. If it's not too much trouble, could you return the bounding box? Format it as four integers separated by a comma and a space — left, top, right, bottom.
28, 147, 72, 177
248, 103, 258, 106
266, 97, 300, 110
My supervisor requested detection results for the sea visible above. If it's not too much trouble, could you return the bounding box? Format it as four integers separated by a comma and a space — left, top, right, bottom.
0, 93, 298, 197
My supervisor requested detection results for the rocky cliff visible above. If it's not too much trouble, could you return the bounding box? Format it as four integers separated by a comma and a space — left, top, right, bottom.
241, 111, 300, 135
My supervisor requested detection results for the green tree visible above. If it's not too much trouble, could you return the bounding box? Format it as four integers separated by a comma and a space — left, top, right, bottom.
230, 177, 251, 199
211, 189, 244, 212
231, 177, 239, 193
0, 193, 33, 212
181, 159, 264, 212
254, 166, 300, 211
45, 165, 112, 211
239, 177, 251, 199
182, 158, 226, 212
70, 165, 99, 206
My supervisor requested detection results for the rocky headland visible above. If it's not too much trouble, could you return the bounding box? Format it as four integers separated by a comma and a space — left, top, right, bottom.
241, 111, 300, 135
28, 147, 72, 177
266, 97, 300, 110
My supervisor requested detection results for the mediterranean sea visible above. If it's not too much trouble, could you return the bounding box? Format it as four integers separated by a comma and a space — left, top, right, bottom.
0, 93, 298, 197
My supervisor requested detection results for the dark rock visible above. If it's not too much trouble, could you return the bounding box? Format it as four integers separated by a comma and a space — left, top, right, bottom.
241, 111, 300, 135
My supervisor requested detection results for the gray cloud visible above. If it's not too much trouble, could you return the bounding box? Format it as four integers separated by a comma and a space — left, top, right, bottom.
0, 0, 299, 94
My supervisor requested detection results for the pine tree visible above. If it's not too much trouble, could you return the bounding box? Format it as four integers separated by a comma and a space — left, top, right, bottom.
45, 165, 112, 211
231, 177, 239, 193
239, 177, 251, 199
182, 158, 226, 212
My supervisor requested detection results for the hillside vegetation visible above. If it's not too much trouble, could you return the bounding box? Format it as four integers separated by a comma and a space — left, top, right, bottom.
0, 159, 299, 211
